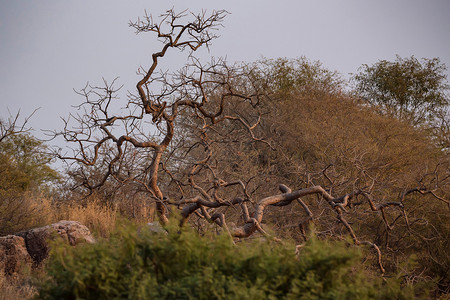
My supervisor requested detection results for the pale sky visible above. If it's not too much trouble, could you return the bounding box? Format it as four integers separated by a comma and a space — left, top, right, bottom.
1, 0, 449, 140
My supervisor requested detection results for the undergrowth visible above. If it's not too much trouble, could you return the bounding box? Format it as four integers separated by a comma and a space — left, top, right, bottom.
36, 222, 413, 299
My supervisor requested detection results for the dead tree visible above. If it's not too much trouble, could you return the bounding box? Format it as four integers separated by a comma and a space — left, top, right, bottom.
53, 9, 448, 275
53, 9, 263, 223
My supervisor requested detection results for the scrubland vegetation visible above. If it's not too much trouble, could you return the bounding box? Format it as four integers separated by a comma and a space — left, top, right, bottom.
1, 9, 449, 299
37, 224, 413, 299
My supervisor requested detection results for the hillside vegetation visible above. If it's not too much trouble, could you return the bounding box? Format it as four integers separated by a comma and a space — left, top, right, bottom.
1, 9, 449, 299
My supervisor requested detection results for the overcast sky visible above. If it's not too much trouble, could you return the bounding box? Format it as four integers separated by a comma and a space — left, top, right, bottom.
1, 0, 449, 139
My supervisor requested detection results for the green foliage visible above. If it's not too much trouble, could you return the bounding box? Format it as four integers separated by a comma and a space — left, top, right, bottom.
36, 224, 412, 299
0, 133, 59, 234
250, 57, 344, 97
353, 55, 449, 126
0, 133, 59, 195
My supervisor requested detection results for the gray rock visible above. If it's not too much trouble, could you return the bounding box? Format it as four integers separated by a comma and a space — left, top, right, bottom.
147, 222, 167, 234
16, 220, 95, 265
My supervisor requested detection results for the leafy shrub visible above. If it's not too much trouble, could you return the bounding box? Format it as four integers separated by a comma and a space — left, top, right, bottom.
0, 133, 59, 235
36, 224, 412, 299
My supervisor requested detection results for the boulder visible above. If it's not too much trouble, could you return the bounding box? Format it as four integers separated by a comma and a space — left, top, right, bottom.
0, 235, 32, 276
147, 222, 167, 234
16, 220, 95, 265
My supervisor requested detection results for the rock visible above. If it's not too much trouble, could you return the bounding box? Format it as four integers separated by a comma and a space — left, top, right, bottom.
0, 235, 32, 276
49, 220, 96, 246
16, 220, 95, 265
147, 222, 167, 234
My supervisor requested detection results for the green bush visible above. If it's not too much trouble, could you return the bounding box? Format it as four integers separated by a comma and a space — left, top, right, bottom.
36, 224, 412, 299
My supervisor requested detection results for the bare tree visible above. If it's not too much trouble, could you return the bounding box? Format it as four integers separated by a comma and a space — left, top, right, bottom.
53, 9, 264, 223
53, 9, 449, 277
0, 109, 37, 143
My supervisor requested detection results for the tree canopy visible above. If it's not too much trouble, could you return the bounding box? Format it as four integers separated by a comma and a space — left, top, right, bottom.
0, 133, 58, 194
352, 55, 449, 126
0, 116, 60, 235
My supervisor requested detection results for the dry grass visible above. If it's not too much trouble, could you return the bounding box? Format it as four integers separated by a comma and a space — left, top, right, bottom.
1, 191, 156, 238
54, 200, 120, 238
52, 194, 155, 238
0, 271, 36, 300
0, 193, 53, 236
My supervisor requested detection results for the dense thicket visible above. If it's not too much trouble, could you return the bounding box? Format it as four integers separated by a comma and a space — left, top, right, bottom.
58, 56, 449, 294
170, 57, 449, 294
